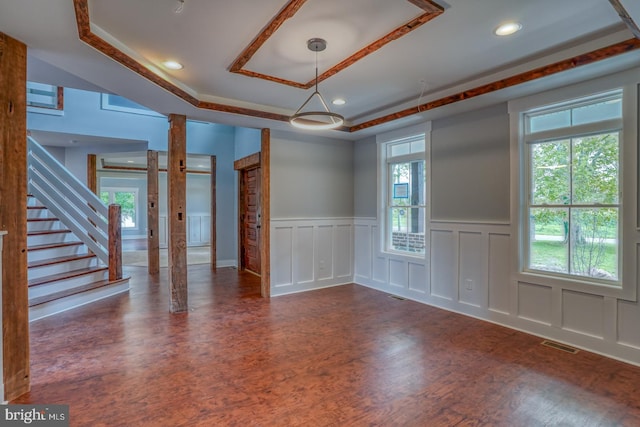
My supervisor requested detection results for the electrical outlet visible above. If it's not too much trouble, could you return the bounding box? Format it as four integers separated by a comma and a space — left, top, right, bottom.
465, 279, 473, 290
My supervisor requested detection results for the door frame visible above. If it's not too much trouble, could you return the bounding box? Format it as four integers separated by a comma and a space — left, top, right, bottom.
235, 154, 261, 275
234, 129, 270, 297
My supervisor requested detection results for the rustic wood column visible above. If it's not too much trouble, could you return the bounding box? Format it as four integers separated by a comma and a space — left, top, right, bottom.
108, 204, 122, 281
87, 154, 97, 193
168, 114, 187, 312
0, 33, 30, 401
260, 129, 271, 298
210, 156, 217, 270
147, 150, 160, 275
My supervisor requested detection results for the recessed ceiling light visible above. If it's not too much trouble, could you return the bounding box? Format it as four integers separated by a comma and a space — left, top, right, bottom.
163, 60, 184, 70
332, 98, 346, 106
127, 160, 134, 163
494, 22, 522, 36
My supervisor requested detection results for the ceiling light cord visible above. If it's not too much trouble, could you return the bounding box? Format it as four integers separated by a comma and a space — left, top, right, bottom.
289, 38, 345, 130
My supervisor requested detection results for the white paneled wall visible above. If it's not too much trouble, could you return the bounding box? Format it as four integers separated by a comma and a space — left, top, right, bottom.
158, 215, 211, 247
271, 218, 353, 296
353, 218, 640, 365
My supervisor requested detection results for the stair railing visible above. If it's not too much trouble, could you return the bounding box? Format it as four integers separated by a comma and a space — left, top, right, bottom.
27, 136, 122, 280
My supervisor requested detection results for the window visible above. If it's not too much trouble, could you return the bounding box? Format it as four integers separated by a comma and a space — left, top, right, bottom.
523, 91, 622, 284
383, 135, 427, 255
100, 188, 139, 229
27, 82, 63, 112
101, 93, 164, 117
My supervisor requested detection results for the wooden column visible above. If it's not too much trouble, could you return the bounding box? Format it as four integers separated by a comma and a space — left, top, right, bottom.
108, 204, 122, 281
260, 129, 271, 298
147, 150, 160, 275
0, 33, 30, 401
168, 114, 187, 313
87, 154, 97, 193
210, 156, 217, 270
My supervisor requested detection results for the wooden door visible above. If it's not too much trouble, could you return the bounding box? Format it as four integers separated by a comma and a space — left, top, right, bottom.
240, 166, 261, 275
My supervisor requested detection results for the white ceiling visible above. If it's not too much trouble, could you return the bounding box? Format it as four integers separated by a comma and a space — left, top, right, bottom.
1, 0, 639, 140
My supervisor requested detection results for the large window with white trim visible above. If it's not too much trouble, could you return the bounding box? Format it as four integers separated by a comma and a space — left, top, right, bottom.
523, 90, 622, 283
384, 135, 426, 255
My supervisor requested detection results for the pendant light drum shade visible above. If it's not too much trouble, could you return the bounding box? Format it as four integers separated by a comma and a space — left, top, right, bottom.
289, 38, 345, 130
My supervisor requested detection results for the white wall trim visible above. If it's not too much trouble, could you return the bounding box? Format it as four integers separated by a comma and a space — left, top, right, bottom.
271, 217, 354, 297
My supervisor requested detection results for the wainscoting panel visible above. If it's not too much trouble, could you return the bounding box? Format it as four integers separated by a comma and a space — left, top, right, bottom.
371, 225, 388, 284
618, 299, 640, 349
430, 230, 455, 300
354, 224, 371, 280
335, 224, 353, 279
488, 233, 511, 314
562, 290, 605, 338
272, 226, 293, 288
389, 259, 407, 289
408, 262, 427, 293
517, 282, 553, 326
458, 232, 485, 308
271, 219, 353, 296
295, 226, 315, 284
316, 226, 334, 281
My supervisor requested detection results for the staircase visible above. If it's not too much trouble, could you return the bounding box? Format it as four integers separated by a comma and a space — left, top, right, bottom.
27, 137, 129, 321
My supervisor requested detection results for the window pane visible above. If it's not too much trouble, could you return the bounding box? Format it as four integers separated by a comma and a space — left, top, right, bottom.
529, 208, 568, 274
390, 207, 425, 254
572, 133, 619, 204
570, 208, 618, 280
100, 192, 109, 204
530, 140, 570, 205
390, 142, 410, 157
27, 82, 58, 109
410, 138, 425, 154
390, 160, 425, 206
529, 109, 570, 133
114, 191, 136, 228
572, 98, 621, 126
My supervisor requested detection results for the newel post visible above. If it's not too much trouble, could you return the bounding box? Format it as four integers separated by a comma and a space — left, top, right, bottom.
108, 204, 122, 281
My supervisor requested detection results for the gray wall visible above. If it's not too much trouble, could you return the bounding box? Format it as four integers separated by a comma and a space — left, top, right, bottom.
352, 104, 510, 222
430, 103, 510, 222
353, 136, 377, 218
271, 131, 354, 218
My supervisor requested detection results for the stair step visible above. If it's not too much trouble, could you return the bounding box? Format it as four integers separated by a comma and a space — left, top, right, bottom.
28, 241, 84, 252
27, 217, 59, 222
27, 229, 71, 236
29, 277, 129, 307
28, 253, 96, 269
28, 266, 108, 287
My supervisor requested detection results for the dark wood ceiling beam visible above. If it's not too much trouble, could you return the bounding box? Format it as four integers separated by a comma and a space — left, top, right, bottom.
229, 0, 443, 89
229, 0, 308, 73
608, 0, 640, 40
350, 37, 640, 132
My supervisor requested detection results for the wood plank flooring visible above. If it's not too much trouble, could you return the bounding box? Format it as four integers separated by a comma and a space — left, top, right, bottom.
13, 265, 640, 426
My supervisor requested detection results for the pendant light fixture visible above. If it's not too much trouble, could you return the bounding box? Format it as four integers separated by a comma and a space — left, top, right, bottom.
290, 38, 345, 130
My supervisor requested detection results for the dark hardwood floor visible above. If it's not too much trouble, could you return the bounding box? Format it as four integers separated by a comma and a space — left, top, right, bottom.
13, 265, 640, 426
